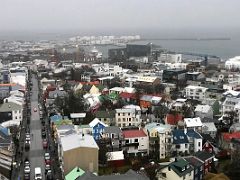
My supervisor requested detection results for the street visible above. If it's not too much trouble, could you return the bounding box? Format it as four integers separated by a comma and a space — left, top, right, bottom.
29, 75, 45, 180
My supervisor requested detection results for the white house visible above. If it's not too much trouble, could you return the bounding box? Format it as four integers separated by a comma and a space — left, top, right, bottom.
122, 129, 149, 156
157, 158, 194, 180
184, 117, 203, 132
185, 85, 208, 101
202, 122, 217, 138
225, 56, 240, 70
0, 102, 23, 126
222, 97, 240, 115
186, 129, 203, 153
194, 105, 213, 119
115, 108, 141, 128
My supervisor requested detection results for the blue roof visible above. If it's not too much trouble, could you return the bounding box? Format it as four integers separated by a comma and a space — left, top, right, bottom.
0, 126, 9, 136
50, 114, 63, 122
186, 129, 202, 139
172, 129, 189, 144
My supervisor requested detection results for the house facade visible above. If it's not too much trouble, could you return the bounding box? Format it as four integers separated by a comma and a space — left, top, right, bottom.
115, 108, 141, 128
122, 129, 149, 156
185, 85, 208, 101
157, 158, 194, 180
89, 118, 108, 140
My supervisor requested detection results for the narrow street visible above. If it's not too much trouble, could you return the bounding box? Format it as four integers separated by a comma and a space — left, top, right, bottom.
29, 75, 45, 180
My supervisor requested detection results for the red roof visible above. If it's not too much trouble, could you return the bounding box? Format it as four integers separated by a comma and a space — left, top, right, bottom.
122, 129, 147, 138
222, 132, 240, 141
166, 114, 183, 125
120, 92, 136, 99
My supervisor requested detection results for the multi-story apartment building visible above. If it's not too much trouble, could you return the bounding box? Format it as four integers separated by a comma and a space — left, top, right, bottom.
115, 108, 141, 128
144, 123, 172, 160
122, 129, 149, 156
185, 85, 208, 101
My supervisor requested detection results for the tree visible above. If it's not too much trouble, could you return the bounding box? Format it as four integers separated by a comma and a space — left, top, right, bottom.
153, 104, 169, 120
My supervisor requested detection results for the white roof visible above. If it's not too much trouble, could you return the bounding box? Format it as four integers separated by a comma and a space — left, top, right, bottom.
109, 87, 124, 92
195, 105, 211, 113
1, 120, 20, 127
89, 118, 108, 128
186, 85, 208, 91
70, 113, 86, 119
176, 98, 187, 102
184, 117, 203, 127
123, 87, 136, 93
137, 76, 157, 83
107, 151, 124, 161
98, 76, 115, 81
60, 133, 99, 151
123, 105, 141, 111
115, 108, 135, 113
223, 90, 240, 97
202, 122, 217, 132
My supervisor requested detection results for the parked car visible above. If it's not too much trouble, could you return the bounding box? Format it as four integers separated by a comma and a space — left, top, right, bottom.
44, 153, 51, 165
42, 131, 46, 138
33, 107, 37, 112
25, 140, 30, 151
46, 170, 53, 180
24, 165, 30, 174
42, 139, 48, 149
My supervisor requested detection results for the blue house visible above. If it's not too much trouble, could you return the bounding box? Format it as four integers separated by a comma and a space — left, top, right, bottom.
89, 118, 108, 140
172, 129, 189, 156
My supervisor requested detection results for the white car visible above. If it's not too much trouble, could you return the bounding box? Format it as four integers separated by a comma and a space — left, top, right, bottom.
24, 165, 30, 174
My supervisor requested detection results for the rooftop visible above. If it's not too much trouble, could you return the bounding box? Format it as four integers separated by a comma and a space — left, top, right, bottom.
122, 129, 147, 138
60, 132, 99, 151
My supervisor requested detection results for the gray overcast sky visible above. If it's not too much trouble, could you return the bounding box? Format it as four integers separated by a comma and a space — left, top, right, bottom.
1, 0, 240, 32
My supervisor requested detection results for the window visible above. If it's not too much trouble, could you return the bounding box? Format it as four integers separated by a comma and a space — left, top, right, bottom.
15, 116, 17, 119
129, 123, 131, 126
118, 118, 121, 122
123, 123, 126, 127
129, 118, 131, 121
128, 113, 130, 116
134, 139, 138, 143
123, 118, 126, 122
123, 113, 125, 116
118, 113, 120, 116
185, 144, 188, 148
126, 140, 129, 144
198, 142, 201, 147
104, 118, 107, 121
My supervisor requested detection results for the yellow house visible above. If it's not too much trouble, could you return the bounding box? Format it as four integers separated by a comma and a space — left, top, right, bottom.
59, 132, 99, 175
89, 85, 100, 95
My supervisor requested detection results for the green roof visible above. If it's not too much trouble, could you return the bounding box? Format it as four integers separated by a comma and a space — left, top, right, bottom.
79, 124, 90, 128
65, 167, 85, 180
169, 159, 193, 177
54, 119, 72, 126
0, 102, 22, 112
108, 93, 119, 100
95, 110, 115, 118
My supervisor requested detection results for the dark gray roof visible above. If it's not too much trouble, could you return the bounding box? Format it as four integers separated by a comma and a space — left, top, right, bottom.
0, 102, 22, 112
184, 156, 203, 167
104, 126, 122, 134
95, 110, 115, 119
194, 151, 214, 161
77, 169, 149, 180
48, 90, 67, 99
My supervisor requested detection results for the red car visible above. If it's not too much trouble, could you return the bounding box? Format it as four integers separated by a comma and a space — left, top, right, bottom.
42, 139, 48, 149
